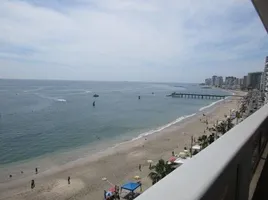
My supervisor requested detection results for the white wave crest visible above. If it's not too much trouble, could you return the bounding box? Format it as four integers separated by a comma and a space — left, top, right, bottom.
56, 99, 67, 102
132, 113, 197, 141
35, 93, 67, 103
199, 98, 226, 111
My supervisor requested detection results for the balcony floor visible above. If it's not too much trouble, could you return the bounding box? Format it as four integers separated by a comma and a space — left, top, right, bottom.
252, 147, 268, 200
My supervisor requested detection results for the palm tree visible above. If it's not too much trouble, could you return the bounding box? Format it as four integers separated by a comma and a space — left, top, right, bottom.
209, 121, 226, 136
240, 103, 247, 114
198, 135, 209, 149
148, 159, 175, 185
235, 111, 241, 124
208, 133, 215, 144
226, 117, 234, 131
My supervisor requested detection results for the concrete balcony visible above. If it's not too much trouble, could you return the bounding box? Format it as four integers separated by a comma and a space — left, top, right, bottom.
136, 104, 268, 200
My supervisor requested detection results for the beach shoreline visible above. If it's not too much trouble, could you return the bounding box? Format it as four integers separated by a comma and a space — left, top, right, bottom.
0, 92, 228, 180
0, 90, 246, 200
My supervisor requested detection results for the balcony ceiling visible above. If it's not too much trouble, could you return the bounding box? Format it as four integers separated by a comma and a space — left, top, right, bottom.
252, 0, 268, 33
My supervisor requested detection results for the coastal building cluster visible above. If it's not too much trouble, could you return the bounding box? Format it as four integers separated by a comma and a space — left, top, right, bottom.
204, 57, 268, 97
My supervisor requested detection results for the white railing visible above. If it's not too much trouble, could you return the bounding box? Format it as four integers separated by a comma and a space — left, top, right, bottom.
136, 104, 268, 200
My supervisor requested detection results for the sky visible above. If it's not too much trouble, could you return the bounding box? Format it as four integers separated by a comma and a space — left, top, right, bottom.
0, 0, 268, 83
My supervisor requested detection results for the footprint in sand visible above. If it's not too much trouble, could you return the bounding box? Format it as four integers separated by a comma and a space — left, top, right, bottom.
43, 179, 85, 198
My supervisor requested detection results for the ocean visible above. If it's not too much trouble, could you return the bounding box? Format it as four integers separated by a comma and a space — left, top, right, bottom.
0, 79, 229, 177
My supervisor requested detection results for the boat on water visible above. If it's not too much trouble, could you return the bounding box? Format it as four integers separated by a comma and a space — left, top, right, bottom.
93, 94, 99, 97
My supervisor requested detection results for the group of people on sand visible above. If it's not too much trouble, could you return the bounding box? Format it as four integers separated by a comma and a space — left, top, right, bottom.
9, 167, 72, 190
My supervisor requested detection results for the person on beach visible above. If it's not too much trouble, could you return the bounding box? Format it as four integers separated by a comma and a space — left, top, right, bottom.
35, 168, 38, 174
9, 174, 12, 178
68, 176, 71, 184
172, 151, 175, 156
31, 180, 35, 189
138, 96, 141, 100
139, 164, 141, 171
21, 171, 23, 174
115, 185, 120, 200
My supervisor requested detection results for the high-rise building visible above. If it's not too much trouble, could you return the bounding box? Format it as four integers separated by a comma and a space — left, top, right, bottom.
225, 76, 237, 89
262, 56, 268, 102
260, 72, 265, 92
234, 78, 239, 86
239, 78, 244, 86
225, 77, 230, 86
215, 76, 223, 87
247, 72, 263, 90
205, 78, 212, 86
212, 76, 217, 86
243, 76, 248, 89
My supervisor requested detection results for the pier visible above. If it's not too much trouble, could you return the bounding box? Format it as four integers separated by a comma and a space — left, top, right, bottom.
166, 92, 242, 99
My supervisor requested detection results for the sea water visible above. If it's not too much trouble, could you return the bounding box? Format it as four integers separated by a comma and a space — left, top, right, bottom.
0, 79, 229, 172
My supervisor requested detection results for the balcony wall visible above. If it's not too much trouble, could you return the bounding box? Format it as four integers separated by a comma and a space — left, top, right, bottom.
136, 104, 268, 200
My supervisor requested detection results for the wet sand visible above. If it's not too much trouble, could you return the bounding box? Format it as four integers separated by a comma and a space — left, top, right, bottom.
0, 91, 245, 200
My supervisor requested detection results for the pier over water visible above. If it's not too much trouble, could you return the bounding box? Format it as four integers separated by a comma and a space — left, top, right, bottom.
167, 92, 242, 99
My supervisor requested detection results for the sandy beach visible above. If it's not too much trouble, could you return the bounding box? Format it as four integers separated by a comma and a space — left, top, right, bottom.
0, 91, 245, 200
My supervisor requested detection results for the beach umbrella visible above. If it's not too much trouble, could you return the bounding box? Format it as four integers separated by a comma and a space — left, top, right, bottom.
134, 176, 140, 180
169, 156, 176, 162
179, 152, 187, 158
108, 186, 116, 192
184, 149, 189, 153
147, 160, 153, 164
192, 145, 201, 151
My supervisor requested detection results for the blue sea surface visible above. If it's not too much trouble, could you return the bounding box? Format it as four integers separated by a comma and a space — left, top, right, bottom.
0, 80, 229, 165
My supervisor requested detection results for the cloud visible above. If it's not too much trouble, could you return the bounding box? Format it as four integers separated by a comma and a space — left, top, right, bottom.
0, 0, 267, 82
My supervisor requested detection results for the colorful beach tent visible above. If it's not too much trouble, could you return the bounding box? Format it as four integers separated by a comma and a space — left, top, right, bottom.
121, 182, 141, 192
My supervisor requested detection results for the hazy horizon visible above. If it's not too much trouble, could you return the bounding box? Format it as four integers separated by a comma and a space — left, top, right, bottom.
0, 0, 268, 82
0, 77, 202, 84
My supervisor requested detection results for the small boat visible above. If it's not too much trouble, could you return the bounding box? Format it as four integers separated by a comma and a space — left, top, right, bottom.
93, 94, 99, 98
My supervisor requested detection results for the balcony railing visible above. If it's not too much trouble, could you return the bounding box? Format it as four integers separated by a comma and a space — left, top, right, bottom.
136, 104, 268, 200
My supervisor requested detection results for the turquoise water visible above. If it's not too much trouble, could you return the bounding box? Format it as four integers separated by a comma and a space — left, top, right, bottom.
0, 80, 229, 165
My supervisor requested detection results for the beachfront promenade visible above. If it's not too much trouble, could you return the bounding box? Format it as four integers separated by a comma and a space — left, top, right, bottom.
167, 92, 243, 99
135, 102, 268, 200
